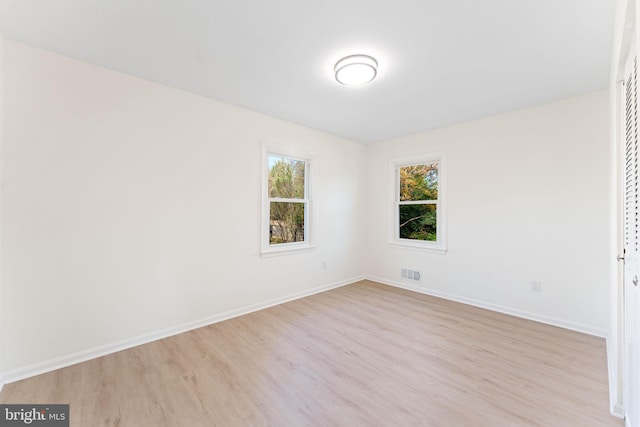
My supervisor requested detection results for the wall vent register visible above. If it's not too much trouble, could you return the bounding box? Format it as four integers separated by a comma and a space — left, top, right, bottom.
401, 269, 421, 282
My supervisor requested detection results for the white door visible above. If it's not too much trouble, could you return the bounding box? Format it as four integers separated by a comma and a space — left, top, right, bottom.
623, 51, 640, 427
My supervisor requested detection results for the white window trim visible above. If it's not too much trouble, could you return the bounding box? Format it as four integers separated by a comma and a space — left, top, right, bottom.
389, 152, 447, 254
261, 141, 316, 257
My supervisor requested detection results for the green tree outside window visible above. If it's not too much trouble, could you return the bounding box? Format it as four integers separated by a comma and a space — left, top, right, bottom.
398, 163, 438, 241
268, 155, 307, 244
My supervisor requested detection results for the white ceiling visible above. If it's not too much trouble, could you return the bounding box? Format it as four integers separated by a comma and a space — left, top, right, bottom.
0, 0, 616, 143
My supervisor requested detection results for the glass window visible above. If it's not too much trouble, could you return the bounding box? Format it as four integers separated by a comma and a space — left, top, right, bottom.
392, 154, 446, 252
268, 155, 308, 245
262, 147, 314, 255
398, 163, 438, 242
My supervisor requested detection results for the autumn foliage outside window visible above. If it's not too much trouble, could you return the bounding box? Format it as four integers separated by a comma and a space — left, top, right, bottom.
398, 163, 438, 241
268, 155, 307, 245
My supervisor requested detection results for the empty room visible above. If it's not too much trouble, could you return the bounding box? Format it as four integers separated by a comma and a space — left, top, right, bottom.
0, 0, 637, 426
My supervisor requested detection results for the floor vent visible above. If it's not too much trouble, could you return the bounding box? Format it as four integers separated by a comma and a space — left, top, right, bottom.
401, 269, 421, 282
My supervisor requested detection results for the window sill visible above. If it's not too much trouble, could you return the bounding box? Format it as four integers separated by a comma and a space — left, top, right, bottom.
260, 244, 317, 258
388, 241, 447, 254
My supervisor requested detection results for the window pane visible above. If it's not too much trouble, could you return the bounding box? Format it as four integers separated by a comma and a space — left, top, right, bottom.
268, 155, 305, 199
399, 163, 438, 201
270, 202, 305, 244
399, 204, 437, 241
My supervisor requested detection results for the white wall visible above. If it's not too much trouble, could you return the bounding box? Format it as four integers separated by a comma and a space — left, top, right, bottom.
1, 41, 366, 373
608, 0, 629, 416
0, 32, 5, 386
365, 91, 611, 335
0, 40, 612, 379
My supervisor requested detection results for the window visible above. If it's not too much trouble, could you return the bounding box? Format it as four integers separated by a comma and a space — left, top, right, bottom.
391, 153, 446, 252
262, 144, 314, 255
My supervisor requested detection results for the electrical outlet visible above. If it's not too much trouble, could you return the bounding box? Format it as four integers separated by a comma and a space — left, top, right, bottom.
530, 281, 542, 292
322, 261, 328, 270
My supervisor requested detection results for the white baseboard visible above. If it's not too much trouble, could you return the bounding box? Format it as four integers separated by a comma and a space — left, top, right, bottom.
367, 276, 608, 338
0, 276, 365, 385
606, 334, 625, 419
612, 403, 625, 419
0, 275, 608, 387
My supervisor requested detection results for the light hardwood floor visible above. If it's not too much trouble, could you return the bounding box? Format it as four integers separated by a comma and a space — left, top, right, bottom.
0, 280, 622, 426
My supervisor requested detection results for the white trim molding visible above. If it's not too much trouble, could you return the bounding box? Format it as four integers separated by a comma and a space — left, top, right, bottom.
388, 152, 447, 253
0, 276, 364, 385
367, 275, 608, 338
261, 140, 317, 256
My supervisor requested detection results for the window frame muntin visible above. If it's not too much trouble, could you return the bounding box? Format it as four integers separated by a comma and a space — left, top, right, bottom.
390, 152, 447, 253
261, 142, 315, 256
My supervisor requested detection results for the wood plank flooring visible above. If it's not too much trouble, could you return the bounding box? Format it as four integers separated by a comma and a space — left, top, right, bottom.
0, 280, 622, 426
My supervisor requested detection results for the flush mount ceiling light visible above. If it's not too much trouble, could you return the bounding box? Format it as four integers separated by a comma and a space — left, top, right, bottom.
334, 54, 378, 86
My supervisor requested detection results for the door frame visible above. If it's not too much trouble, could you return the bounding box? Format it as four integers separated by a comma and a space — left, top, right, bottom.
612, 0, 638, 420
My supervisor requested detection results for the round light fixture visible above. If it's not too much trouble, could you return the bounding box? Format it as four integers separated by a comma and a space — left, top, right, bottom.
334, 54, 378, 86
